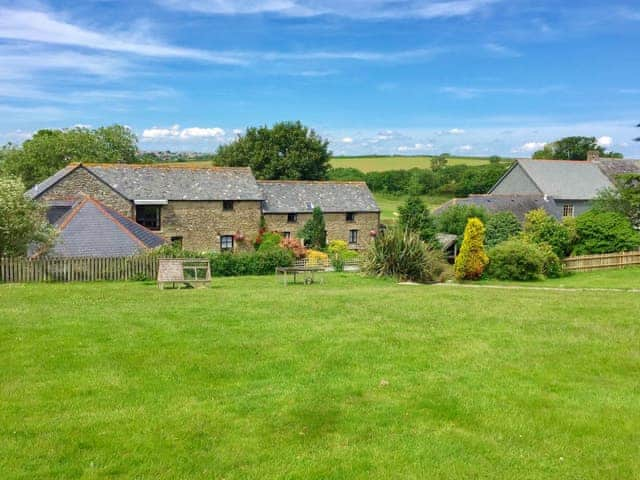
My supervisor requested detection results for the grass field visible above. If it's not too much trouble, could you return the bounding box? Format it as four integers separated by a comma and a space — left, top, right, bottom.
330, 155, 493, 172
374, 192, 452, 222
1, 272, 639, 479
163, 155, 495, 172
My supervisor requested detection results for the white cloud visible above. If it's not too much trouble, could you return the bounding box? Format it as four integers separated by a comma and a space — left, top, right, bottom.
448, 128, 465, 135
516, 141, 546, 152
157, 0, 502, 19
397, 143, 433, 152
341, 137, 354, 143
483, 42, 522, 57
456, 145, 473, 152
597, 135, 613, 147
142, 125, 226, 140
0, 8, 245, 64
440, 85, 563, 99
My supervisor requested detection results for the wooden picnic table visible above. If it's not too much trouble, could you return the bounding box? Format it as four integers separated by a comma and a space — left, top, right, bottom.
275, 266, 324, 285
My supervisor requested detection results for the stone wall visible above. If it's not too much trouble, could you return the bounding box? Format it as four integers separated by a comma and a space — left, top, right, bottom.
38, 167, 132, 216
264, 211, 380, 250
160, 200, 262, 252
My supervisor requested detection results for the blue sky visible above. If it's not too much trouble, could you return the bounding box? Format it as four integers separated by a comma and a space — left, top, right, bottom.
0, 0, 639, 157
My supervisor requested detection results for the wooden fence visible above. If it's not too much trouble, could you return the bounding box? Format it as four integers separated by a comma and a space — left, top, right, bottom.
563, 251, 640, 272
0, 256, 158, 283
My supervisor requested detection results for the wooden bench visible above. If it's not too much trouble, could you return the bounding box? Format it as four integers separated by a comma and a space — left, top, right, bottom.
276, 266, 324, 286
157, 258, 211, 289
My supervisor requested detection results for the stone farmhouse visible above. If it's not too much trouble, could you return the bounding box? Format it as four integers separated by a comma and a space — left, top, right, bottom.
28, 163, 380, 256
435, 153, 640, 221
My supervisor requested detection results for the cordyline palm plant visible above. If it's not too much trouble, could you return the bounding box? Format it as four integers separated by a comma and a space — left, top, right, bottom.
362, 226, 446, 283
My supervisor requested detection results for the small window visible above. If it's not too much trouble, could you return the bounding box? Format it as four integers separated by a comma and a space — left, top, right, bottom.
222, 200, 234, 211
136, 205, 161, 231
349, 229, 358, 245
170, 236, 183, 248
287, 213, 298, 223
220, 235, 234, 252
282, 231, 291, 239
562, 204, 575, 218
346, 212, 355, 222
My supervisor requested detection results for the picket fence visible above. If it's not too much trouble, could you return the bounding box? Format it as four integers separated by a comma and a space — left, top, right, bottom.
563, 251, 640, 272
0, 256, 158, 283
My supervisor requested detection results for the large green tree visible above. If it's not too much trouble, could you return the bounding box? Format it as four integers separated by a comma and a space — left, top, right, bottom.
298, 207, 327, 249
213, 121, 331, 180
1, 125, 141, 188
532, 136, 622, 160
398, 195, 437, 244
0, 175, 54, 257
592, 173, 640, 228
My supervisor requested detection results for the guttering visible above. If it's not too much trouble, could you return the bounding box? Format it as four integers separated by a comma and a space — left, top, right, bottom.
133, 199, 168, 205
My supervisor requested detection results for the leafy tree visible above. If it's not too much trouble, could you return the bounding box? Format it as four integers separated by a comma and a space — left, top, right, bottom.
573, 210, 640, 255
213, 121, 331, 180
0, 175, 54, 256
327, 167, 366, 182
1, 125, 140, 188
430, 154, 448, 172
522, 209, 572, 258
485, 211, 521, 248
454, 162, 511, 196
592, 173, 640, 227
398, 195, 437, 244
532, 136, 622, 160
298, 207, 326, 249
436, 204, 489, 238
454, 217, 489, 280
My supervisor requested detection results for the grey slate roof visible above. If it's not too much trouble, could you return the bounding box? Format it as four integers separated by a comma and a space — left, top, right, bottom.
594, 159, 640, 182
258, 180, 380, 213
29, 163, 264, 201
433, 194, 554, 221
500, 159, 614, 200
41, 196, 165, 258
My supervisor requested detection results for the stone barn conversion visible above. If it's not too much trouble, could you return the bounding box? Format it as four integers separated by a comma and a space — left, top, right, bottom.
28, 163, 381, 256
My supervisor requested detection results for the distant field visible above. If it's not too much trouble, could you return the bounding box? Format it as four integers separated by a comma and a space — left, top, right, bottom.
374, 192, 452, 223
162, 155, 498, 172
330, 155, 494, 172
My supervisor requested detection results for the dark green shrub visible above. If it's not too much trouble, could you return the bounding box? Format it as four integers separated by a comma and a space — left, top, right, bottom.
436, 204, 490, 238
487, 239, 544, 281
298, 207, 326, 249
398, 195, 437, 244
210, 249, 294, 277
573, 210, 640, 255
485, 211, 521, 248
362, 226, 446, 283
537, 242, 563, 278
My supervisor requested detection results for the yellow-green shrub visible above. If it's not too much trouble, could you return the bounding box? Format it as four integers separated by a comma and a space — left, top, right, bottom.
307, 249, 329, 266
454, 217, 489, 280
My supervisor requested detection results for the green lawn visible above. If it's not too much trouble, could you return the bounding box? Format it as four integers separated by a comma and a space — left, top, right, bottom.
479, 266, 640, 290
374, 192, 452, 222
1, 274, 639, 479
331, 155, 493, 172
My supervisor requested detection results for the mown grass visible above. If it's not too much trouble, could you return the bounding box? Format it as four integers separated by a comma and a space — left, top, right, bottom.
1, 273, 639, 479
480, 266, 640, 290
330, 155, 492, 172
374, 192, 452, 222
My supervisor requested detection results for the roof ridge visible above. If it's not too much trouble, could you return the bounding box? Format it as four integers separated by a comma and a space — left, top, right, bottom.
257, 179, 368, 185
83, 162, 252, 172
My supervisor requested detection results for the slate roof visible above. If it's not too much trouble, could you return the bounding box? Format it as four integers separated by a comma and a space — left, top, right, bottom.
493, 159, 614, 200
38, 196, 165, 258
433, 194, 554, 221
29, 163, 264, 201
594, 159, 640, 182
258, 180, 380, 213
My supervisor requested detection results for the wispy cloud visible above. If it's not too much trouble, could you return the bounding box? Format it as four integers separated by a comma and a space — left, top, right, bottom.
142, 125, 226, 140
157, 0, 503, 19
0, 8, 245, 64
483, 42, 522, 57
440, 85, 564, 99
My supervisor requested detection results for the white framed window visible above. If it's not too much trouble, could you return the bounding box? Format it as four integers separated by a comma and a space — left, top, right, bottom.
349, 229, 358, 245
282, 231, 291, 239
220, 235, 234, 252
562, 204, 575, 218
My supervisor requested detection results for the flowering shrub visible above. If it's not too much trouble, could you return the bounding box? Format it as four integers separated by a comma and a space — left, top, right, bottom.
280, 237, 307, 258
306, 249, 329, 267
